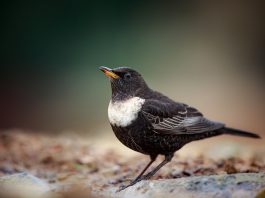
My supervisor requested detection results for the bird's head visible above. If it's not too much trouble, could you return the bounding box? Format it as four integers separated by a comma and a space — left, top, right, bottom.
99, 66, 148, 100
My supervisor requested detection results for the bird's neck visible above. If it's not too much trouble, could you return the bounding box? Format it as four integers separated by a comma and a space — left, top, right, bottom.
111, 92, 131, 101
111, 87, 152, 102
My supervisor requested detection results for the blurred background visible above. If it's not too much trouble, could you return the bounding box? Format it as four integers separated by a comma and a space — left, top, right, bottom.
1, 1, 264, 140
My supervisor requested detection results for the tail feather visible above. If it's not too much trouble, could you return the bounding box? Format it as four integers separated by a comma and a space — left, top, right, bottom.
222, 127, 261, 139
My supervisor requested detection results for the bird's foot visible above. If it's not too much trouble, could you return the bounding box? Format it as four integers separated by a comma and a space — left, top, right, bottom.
116, 174, 153, 192
116, 184, 131, 192
116, 179, 140, 192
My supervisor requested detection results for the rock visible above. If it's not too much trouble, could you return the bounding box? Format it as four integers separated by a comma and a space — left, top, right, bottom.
0, 172, 50, 198
110, 173, 265, 198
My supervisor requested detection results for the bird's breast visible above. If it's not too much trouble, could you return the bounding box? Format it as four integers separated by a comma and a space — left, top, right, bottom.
108, 97, 145, 127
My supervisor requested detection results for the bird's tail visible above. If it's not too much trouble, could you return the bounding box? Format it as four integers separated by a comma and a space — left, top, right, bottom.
221, 127, 261, 139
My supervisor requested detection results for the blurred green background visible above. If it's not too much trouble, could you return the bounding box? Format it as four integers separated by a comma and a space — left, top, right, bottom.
1, 1, 264, 136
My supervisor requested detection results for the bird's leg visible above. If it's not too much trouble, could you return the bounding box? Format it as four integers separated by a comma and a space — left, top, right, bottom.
117, 154, 157, 192
130, 155, 157, 183
141, 153, 173, 180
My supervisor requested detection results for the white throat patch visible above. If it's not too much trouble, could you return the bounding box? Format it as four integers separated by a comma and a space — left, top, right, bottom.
108, 97, 145, 127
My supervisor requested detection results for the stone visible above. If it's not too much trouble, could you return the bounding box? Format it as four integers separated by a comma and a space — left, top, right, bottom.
0, 172, 50, 198
109, 173, 265, 198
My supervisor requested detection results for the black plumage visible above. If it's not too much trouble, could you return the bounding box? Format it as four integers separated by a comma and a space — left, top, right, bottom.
99, 66, 260, 191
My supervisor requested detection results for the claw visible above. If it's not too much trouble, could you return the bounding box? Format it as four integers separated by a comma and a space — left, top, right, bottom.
116, 184, 131, 192
117, 175, 150, 192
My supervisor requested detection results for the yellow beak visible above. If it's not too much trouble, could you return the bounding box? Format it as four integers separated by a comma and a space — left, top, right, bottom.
99, 66, 120, 79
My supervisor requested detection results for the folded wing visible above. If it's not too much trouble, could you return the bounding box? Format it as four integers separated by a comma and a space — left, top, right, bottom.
141, 99, 224, 135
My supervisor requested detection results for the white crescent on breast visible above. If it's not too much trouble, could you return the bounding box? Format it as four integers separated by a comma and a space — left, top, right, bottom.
108, 97, 145, 127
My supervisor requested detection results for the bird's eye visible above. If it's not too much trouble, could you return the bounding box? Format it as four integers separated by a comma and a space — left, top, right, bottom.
124, 73, 131, 79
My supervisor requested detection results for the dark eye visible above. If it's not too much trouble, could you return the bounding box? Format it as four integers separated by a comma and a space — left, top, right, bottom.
124, 73, 131, 79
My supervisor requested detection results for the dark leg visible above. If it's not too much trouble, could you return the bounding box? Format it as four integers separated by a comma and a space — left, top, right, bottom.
117, 154, 157, 192
141, 153, 174, 180
117, 154, 174, 192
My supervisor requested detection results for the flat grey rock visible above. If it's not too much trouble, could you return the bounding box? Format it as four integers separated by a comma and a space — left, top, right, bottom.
0, 172, 50, 198
110, 173, 265, 198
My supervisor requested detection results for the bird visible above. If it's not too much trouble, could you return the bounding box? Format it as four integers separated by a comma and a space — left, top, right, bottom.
99, 66, 260, 191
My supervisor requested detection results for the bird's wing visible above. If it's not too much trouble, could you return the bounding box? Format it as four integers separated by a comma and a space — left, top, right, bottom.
141, 99, 224, 135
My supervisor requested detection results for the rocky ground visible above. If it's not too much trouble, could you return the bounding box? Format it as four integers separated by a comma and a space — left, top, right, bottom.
0, 131, 265, 198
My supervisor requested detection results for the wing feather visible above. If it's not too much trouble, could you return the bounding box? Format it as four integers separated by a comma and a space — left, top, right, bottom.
141, 100, 224, 135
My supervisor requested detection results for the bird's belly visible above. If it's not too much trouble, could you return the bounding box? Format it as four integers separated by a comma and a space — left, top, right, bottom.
111, 125, 148, 154
111, 124, 186, 155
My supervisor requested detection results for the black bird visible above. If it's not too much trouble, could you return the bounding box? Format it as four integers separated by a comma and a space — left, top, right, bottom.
99, 66, 260, 191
